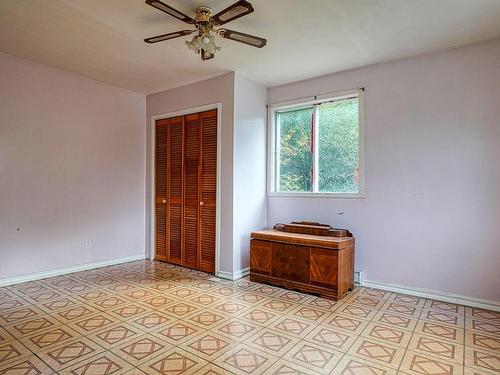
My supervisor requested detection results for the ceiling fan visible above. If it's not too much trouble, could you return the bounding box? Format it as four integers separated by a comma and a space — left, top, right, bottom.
144, 0, 267, 61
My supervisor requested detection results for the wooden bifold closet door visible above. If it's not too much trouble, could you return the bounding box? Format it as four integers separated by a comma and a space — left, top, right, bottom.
155, 109, 217, 273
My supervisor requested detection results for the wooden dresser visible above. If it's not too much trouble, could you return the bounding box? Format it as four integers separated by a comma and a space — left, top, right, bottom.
250, 223, 354, 300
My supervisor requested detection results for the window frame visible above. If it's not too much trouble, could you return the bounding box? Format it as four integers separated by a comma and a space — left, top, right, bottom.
267, 88, 366, 198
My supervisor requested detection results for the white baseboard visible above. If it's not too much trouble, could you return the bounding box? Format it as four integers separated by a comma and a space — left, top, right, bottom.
362, 279, 500, 312
9, 256, 496, 312
0, 254, 146, 287
234, 267, 250, 280
216, 267, 250, 281
215, 271, 233, 281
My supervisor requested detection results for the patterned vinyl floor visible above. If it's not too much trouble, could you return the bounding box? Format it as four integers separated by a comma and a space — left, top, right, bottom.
0, 260, 498, 374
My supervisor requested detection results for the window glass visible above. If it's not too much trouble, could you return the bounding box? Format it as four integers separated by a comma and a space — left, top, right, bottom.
276, 107, 313, 192
318, 98, 360, 193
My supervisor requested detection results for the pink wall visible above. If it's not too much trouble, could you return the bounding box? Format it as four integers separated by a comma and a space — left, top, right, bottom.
0, 53, 146, 279
233, 74, 267, 273
146, 73, 235, 274
267, 39, 500, 302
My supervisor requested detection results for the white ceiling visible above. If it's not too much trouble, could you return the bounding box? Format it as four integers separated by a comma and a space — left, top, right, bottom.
1, 0, 500, 94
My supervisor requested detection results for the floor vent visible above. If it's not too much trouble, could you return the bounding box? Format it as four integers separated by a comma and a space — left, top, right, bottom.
354, 270, 363, 286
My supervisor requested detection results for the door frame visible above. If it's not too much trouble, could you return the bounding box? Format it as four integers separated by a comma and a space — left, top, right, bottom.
149, 103, 223, 276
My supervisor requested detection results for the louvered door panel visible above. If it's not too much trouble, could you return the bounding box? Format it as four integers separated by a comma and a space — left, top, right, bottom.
199, 110, 217, 272
183, 113, 201, 269
155, 110, 216, 273
154, 120, 168, 261
167, 116, 184, 265
155, 205, 167, 260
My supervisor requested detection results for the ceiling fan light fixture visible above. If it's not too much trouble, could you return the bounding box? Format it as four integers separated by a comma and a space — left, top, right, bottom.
185, 32, 220, 57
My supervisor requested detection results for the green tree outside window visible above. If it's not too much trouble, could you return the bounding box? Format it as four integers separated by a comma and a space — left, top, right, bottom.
276, 97, 359, 194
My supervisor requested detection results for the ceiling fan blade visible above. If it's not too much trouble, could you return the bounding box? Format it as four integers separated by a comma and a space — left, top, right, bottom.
212, 0, 254, 25
144, 30, 195, 44
218, 29, 266, 48
145, 0, 194, 24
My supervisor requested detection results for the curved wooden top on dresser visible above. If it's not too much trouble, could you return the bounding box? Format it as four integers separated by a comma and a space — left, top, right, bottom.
251, 229, 354, 250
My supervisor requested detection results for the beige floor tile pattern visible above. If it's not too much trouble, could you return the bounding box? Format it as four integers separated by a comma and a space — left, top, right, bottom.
407, 333, 465, 365
399, 350, 465, 375
0, 259, 499, 374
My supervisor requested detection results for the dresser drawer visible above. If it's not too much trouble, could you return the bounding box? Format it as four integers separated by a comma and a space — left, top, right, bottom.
310, 248, 338, 288
250, 239, 271, 275
271, 243, 310, 284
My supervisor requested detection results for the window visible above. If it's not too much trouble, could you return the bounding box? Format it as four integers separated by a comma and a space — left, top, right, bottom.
268, 89, 364, 197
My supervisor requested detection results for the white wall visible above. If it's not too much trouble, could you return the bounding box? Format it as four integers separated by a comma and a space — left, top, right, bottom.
267, 39, 500, 302
146, 73, 235, 274
0, 52, 146, 280
233, 74, 268, 274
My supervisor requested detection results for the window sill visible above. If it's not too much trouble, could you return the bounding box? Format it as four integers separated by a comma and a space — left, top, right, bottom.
267, 192, 366, 199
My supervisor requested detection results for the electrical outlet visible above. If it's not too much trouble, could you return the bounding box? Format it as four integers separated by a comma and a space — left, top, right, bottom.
85, 239, 92, 249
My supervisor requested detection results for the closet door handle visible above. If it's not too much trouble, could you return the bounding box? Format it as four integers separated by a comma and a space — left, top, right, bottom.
200, 201, 204, 206
162, 199, 166, 203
